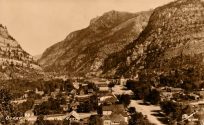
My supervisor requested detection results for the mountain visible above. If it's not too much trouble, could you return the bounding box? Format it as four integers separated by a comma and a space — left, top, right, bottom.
39, 10, 152, 77
33, 54, 42, 61
103, 0, 204, 79
0, 24, 43, 80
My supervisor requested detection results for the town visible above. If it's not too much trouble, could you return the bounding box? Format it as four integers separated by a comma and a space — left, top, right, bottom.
1, 75, 204, 125
1, 0, 204, 124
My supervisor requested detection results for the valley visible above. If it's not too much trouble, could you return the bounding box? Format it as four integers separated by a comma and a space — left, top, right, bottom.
1, 0, 204, 125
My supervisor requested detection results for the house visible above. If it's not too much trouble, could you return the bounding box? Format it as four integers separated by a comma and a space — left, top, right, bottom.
34, 99, 44, 106
22, 93, 28, 99
103, 106, 113, 116
189, 93, 200, 100
77, 84, 88, 95
70, 101, 80, 111
88, 89, 94, 94
89, 79, 111, 94
112, 85, 134, 96
99, 87, 111, 92
44, 114, 67, 121
25, 89, 32, 93
11, 99, 27, 105
103, 116, 111, 125
35, 88, 44, 96
60, 104, 69, 112
24, 110, 34, 118
102, 113, 128, 125
22, 90, 32, 99
159, 87, 184, 101
64, 111, 92, 124
42, 95, 49, 102
102, 104, 128, 119
21, 111, 93, 124
75, 94, 92, 103
50, 88, 61, 99
80, 83, 88, 89
65, 111, 81, 122
64, 95, 71, 103
167, 87, 183, 93
160, 91, 173, 101
79, 89, 85, 95
51, 92, 58, 99
73, 81, 80, 89
99, 93, 118, 105
70, 89, 77, 95
92, 79, 110, 88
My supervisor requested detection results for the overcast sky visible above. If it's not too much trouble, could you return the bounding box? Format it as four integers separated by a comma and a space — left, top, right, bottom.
0, 0, 174, 55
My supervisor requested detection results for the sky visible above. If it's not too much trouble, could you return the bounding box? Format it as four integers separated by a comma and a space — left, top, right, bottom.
0, 0, 174, 56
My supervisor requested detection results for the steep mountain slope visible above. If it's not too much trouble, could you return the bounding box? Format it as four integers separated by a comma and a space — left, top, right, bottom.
103, 0, 204, 79
39, 10, 152, 77
33, 54, 42, 61
0, 24, 42, 80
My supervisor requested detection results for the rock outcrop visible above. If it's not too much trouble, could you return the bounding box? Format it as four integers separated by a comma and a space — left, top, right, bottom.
0, 24, 42, 79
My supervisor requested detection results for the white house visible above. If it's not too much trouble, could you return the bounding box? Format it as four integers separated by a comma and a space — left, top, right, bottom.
24, 110, 34, 118
102, 113, 128, 125
64, 110, 92, 124
35, 88, 44, 96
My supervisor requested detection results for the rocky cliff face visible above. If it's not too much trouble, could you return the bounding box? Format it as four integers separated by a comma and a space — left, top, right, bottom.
39, 10, 152, 77
103, 0, 204, 78
0, 24, 42, 80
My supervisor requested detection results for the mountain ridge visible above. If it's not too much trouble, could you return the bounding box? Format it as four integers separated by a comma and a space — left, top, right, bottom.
0, 24, 43, 80
102, 0, 204, 79
39, 10, 152, 77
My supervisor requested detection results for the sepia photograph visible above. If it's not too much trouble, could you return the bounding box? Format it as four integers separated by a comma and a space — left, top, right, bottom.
0, 0, 204, 124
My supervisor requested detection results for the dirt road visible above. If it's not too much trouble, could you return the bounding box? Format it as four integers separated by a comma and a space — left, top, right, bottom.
129, 100, 165, 125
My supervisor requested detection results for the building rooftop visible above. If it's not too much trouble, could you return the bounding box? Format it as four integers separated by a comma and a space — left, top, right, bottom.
103, 104, 127, 114
99, 87, 110, 91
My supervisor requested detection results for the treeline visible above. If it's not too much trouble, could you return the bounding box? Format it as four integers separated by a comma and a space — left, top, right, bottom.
0, 79, 74, 99
126, 80, 161, 105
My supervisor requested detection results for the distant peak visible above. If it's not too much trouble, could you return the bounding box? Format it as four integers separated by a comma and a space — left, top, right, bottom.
176, 0, 203, 4
0, 24, 7, 30
0, 24, 4, 28
103, 10, 122, 15
161, 0, 203, 8
89, 10, 136, 32
90, 10, 129, 25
